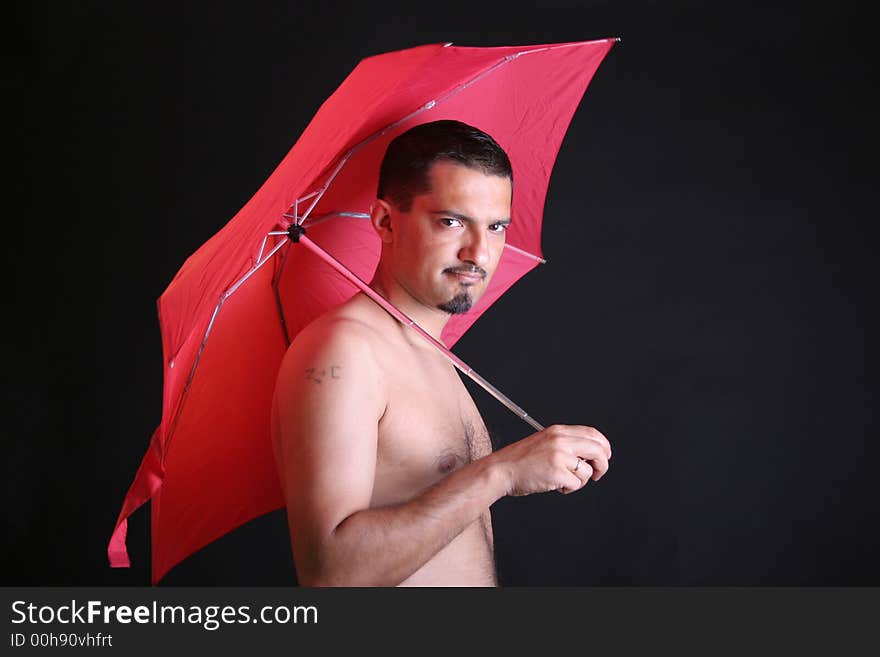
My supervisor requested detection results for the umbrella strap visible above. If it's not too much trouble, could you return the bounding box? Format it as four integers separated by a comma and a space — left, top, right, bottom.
107, 427, 165, 569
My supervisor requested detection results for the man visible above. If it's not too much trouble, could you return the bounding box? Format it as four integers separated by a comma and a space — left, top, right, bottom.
271, 120, 611, 586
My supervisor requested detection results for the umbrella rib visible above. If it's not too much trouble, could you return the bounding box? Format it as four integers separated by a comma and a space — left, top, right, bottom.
272, 242, 293, 347
292, 95, 444, 225
227, 236, 288, 298
503, 243, 546, 264
255, 233, 269, 264
163, 296, 225, 461
284, 211, 370, 229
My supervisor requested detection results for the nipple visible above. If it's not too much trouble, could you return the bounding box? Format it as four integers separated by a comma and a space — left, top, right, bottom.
437, 453, 460, 473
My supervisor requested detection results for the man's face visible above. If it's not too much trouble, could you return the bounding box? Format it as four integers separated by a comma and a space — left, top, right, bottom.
387, 160, 512, 315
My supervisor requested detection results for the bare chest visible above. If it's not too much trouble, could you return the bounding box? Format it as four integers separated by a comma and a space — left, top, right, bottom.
371, 348, 492, 505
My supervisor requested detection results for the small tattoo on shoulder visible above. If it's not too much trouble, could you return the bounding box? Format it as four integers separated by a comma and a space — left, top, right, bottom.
305, 365, 342, 384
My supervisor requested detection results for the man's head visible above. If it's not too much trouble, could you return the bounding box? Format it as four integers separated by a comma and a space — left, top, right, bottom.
377, 120, 513, 212
371, 120, 513, 315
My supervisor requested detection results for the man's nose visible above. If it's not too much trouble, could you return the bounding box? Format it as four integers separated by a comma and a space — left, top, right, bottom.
458, 227, 490, 267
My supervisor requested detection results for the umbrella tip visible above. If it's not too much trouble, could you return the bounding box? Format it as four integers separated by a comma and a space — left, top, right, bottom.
614, 36, 622, 42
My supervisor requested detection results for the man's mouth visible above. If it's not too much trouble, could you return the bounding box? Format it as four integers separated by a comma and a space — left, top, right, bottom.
443, 266, 487, 284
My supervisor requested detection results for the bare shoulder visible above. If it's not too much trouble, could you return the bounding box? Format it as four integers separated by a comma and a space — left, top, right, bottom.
274, 296, 388, 413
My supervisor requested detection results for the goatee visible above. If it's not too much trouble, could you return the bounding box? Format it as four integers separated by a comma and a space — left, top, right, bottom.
437, 291, 473, 314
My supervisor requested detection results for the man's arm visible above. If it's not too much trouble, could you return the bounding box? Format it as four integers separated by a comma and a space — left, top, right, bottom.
271, 318, 508, 586
272, 319, 612, 586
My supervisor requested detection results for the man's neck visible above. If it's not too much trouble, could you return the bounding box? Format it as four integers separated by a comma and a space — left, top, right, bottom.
368, 268, 451, 343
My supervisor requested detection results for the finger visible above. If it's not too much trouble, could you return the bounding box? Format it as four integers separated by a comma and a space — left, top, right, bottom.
571, 444, 610, 481
571, 457, 593, 486
590, 428, 612, 460
553, 425, 612, 459
556, 469, 586, 495
588, 453, 609, 480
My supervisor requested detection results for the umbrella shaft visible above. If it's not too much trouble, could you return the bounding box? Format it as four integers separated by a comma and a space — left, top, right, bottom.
298, 235, 544, 433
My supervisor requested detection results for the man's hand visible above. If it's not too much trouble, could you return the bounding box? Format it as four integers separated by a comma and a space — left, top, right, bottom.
489, 424, 612, 496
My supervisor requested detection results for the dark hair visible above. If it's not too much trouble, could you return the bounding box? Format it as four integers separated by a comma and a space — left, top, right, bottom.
377, 119, 513, 212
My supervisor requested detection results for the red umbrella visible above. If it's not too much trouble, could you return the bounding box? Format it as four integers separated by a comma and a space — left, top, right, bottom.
108, 38, 618, 584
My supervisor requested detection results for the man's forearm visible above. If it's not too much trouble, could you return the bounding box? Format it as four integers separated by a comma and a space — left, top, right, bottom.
307, 456, 508, 586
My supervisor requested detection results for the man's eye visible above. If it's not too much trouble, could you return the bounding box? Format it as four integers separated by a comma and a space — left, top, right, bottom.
489, 223, 509, 233
440, 217, 463, 227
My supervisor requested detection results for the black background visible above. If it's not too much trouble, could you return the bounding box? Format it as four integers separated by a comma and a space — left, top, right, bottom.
10, 1, 877, 586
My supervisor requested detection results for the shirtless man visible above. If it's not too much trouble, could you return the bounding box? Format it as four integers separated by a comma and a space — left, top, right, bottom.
271, 120, 611, 586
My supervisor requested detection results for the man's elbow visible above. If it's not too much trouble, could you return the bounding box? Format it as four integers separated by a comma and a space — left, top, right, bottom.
293, 515, 398, 586
293, 533, 364, 587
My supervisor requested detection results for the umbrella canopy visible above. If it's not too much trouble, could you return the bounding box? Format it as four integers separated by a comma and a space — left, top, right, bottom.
109, 39, 617, 584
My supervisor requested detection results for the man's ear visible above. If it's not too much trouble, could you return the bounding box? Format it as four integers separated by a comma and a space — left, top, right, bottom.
370, 198, 394, 244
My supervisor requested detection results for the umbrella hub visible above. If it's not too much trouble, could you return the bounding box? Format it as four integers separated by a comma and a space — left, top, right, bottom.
287, 223, 307, 243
